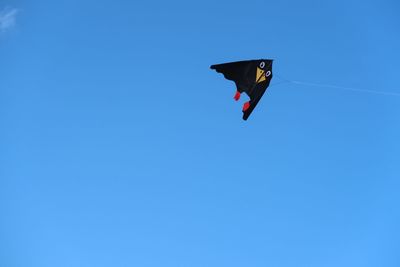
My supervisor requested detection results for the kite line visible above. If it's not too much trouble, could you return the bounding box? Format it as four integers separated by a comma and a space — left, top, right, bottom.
272, 75, 400, 97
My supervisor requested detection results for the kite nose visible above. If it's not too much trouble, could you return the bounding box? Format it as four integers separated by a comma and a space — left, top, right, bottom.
242, 101, 251, 111
234, 91, 241, 101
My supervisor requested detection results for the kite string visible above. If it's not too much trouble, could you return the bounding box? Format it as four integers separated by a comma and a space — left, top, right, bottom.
273, 74, 400, 97
269, 80, 291, 87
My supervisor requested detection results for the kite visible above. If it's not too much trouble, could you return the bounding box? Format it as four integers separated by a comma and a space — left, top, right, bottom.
210, 59, 273, 120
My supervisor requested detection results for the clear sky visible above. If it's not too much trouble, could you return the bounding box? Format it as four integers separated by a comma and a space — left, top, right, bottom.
1, 0, 400, 266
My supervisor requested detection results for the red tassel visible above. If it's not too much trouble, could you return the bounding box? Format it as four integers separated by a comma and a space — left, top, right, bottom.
243, 102, 251, 111
233, 91, 241, 101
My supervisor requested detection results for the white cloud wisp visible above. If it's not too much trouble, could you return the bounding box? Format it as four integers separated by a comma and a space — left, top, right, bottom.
0, 7, 18, 32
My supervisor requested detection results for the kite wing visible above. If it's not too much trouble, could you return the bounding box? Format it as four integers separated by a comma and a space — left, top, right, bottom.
210, 59, 273, 120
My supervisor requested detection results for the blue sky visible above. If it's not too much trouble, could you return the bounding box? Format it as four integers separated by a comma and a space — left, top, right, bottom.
1, 0, 399, 266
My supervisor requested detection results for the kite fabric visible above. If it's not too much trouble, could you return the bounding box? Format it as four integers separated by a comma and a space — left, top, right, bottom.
210, 59, 273, 120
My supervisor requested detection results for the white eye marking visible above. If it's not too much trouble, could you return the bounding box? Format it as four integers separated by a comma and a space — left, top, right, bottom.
259, 62, 265, 68
265, 70, 271, 77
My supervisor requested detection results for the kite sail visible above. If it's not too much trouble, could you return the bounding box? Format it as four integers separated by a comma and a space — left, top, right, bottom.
210, 59, 273, 120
